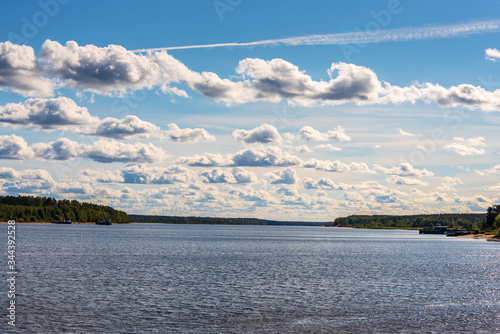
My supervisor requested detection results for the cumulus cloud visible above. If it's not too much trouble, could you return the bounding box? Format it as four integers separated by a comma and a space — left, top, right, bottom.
82, 140, 166, 163
0, 135, 166, 163
228, 60, 382, 106
177, 146, 302, 167
0, 97, 99, 131
200, 167, 256, 184
302, 177, 339, 190
437, 176, 462, 191
485, 48, 500, 61
176, 153, 233, 166
299, 125, 351, 141
229, 188, 278, 206
303, 177, 385, 191
120, 164, 192, 184
0, 134, 33, 159
444, 136, 486, 156
32, 138, 82, 160
93, 115, 159, 139
0, 41, 53, 96
40, 40, 191, 96
0, 97, 165, 140
0, 167, 54, 182
386, 175, 428, 186
232, 146, 302, 167
373, 162, 433, 177
0, 167, 56, 195
165, 123, 215, 143
266, 167, 299, 184
303, 159, 373, 173
80, 169, 124, 183
3, 40, 500, 111
232, 123, 282, 144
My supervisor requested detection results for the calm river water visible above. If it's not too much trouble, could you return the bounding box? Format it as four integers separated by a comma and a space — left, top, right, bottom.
1, 223, 499, 333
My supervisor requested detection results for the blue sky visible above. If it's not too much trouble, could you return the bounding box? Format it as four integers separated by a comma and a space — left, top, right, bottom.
0, 0, 499, 220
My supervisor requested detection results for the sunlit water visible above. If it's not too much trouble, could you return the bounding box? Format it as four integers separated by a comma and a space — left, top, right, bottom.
1, 223, 499, 333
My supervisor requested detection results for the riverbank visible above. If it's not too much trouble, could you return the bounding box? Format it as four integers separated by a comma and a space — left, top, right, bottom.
457, 233, 500, 241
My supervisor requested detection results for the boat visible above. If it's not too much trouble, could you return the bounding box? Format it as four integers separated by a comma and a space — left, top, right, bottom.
445, 230, 470, 237
96, 217, 112, 225
55, 219, 78, 224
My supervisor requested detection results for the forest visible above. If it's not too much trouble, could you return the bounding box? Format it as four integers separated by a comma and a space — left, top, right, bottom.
129, 214, 323, 226
0, 195, 130, 223
326, 210, 500, 232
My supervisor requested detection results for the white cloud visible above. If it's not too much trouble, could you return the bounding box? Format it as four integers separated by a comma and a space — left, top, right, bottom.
266, 167, 299, 184
177, 147, 303, 167
0, 136, 166, 163
303, 159, 373, 173
232, 146, 302, 167
93, 115, 160, 139
231, 167, 258, 183
485, 48, 500, 61
232, 123, 282, 144
475, 164, 500, 176
0, 134, 33, 160
299, 125, 351, 141
200, 167, 256, 184
32, 138, 82, 161
0, 167, 57, 196
176, 153, 234, 166
82, 140, 166, 163
121, 164, 192, 184
296, 145, 313, 153
0, 167, 54, 182
229, 188, 278, 206
444, 136, 486, 156
0, 97, 164, 140
397, 128, 419, 137
0, 41, 53, 97
437, 176, 462, 191
302, 177, 339, 190
373, 162, 433, 177
314, 144, 342, 151
40, 40, 191, 96
485, 183, 500, 191
386, 175, 428, 186
2, 40, 498, 112
80, 169, 124, 183
0, 97, 99, 131
165, 123, 215, 143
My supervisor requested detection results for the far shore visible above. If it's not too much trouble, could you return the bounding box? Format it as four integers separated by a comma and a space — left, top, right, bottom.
1, 221, 499, 241
0, 221, 99, 224
457, 233, 497, 240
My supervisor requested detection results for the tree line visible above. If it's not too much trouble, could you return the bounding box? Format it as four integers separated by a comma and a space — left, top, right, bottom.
0, 195, 130, 223
326, 213, 488, 230
129, 214, 323, 226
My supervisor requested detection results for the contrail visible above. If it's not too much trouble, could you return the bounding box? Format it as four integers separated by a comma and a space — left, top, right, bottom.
131, 19, 500, 53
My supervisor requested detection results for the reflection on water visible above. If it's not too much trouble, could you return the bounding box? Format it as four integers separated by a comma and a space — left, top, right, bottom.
1, 224, 499, 333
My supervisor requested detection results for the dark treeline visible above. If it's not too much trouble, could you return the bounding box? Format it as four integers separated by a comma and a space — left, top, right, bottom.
129, 214, 323, 226
0, 195, 130, 223
326, 213, 487, 230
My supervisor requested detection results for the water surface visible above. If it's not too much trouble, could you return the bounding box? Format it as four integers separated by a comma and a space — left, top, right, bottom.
1, 223, 499, 333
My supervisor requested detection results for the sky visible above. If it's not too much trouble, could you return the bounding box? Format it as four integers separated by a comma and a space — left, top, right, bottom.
0, 0, 499, 221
